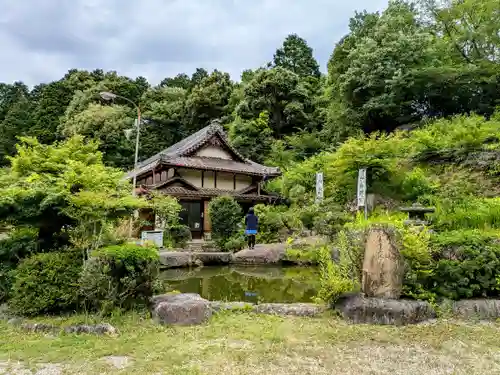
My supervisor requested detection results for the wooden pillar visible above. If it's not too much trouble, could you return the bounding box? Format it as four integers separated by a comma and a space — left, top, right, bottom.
203, 200, 211, 234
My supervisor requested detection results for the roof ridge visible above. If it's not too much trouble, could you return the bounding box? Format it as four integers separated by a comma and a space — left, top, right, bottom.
128, 119, 281, 178
135, 123, 211, 169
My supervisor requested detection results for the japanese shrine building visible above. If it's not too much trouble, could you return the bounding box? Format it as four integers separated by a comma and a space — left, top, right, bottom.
126, 120, 281, 239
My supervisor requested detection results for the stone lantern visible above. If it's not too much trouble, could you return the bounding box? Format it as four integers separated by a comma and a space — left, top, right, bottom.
399, 203, 435, 226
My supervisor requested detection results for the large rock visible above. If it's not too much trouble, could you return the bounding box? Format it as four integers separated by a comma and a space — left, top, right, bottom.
335, 294, 436, 325
159, 251, 233, 268
209, 301, 325, 317
19, 322, 118, 335
21, 323, 56, 333
449, 299, 500, 320
64, 323, 118, 336
253, 303, 326, 317
288, 236, 329, 250
159, 252, 193, 268
194, 252, 232, 265
232, 243, 286, 264
362, 227, 404, 299
210, 301, 255, 313
152, 293, 212, 326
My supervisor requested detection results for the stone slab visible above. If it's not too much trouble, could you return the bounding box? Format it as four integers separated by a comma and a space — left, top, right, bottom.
159, 252, 192, 268
449, 299, 500, 320
152, 293, 212, 326
232, 244, 286, 264
194, 252, 232, 265
334, 294, 436, 325
253, 303, 326, 317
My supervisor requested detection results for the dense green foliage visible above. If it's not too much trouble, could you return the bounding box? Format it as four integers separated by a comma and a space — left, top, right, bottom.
163, 224, 192, 249
1, 0, 500, 311
253, 204, 302, 244
316, 244, 360, 304
0, 228, 38, 302
145, 192, 191, 248
208, 196, 243, 251
0, 136, 144, 251
80, 244, 160, 313
0, 0, 496, 169
0, 136, 146, 315
429, 230, 500, 299
9, 251, 83, 316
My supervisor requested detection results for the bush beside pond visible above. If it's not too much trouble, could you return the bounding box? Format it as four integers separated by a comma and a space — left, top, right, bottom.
80, 244, 161, 314
208, 196, 242, 251
163, 224, 192, 249
9, 251, 83, 316
0, 228, 38, 303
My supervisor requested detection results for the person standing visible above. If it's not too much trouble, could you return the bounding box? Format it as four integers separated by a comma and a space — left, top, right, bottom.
245, 207, 258, 250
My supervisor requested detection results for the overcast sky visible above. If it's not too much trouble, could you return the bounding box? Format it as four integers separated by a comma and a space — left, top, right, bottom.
0, 0, 388, 86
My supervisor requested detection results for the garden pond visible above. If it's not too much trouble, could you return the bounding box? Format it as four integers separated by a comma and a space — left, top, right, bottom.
160, 266, 320, 303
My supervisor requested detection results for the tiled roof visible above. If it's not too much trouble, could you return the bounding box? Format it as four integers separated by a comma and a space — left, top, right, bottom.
156, 156, 279, 176
157, 186, 277, 201
126, 120, 280, 178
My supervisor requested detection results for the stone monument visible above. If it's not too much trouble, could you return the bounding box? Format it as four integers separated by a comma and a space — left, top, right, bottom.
362, 226, 404, 299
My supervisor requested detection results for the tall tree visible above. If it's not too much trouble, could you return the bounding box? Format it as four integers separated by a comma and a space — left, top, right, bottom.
273, 34, 321, 79
184, 70, 234, 130
0, 96, 34, 165
237, 67, 316, 138
324, 0, 500, 137
160, 73, 192, 90
60, 104, 135, 169
0, 136, 141, 250
327, 10, 380, 85
421, 0, 500, 63
139, 85, 188, 160
229, 112, 274, 163
30, 80, 73, 145
190, 68, 209, 87
0, 82, 29, 122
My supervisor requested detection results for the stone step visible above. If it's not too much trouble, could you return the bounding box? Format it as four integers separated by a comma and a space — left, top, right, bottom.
186, 241, 217, 252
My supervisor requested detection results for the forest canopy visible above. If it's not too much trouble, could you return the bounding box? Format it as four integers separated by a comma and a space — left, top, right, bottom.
0, 0, 498, 171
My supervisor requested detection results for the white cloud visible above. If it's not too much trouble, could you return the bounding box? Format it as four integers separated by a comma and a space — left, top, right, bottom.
0, 0, 388, 86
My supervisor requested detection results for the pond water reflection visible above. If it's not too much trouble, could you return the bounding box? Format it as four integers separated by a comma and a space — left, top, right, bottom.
160, 266, 320, 303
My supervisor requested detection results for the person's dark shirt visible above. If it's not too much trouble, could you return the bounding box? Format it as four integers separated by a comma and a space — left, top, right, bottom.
245, 213, 258, 231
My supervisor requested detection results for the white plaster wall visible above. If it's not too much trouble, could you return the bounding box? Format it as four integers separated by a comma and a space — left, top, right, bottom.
195, 145, 233, 159
235, 174, 253, 190
178, 169, 202, 187
204, 171, 215, 188
217, 172, 234, 190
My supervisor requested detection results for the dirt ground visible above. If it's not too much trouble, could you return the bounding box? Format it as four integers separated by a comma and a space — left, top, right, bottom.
1, 312, 500, 374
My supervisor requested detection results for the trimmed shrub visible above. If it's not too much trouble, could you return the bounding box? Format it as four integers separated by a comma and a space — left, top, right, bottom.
224, 235, 246, 252
316, 245, 359, 304
0, 228, 38, 302
80, 244, 160, 313
148, 192, 183, 228
427, 230, 500, 300
9, 251, 83, 316
208, 196, 242, 250
164, 224, 191, 248
253, 204, 292, 243
284, 245, 322, 265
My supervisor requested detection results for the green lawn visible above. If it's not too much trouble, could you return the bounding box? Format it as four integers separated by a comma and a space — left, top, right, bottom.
1, 312, 500, 374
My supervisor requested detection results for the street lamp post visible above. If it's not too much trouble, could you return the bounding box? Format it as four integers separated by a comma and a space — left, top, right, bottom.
100, 91, 141, 237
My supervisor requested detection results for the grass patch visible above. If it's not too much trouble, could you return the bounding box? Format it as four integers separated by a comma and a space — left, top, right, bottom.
1, 312, 500, 374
